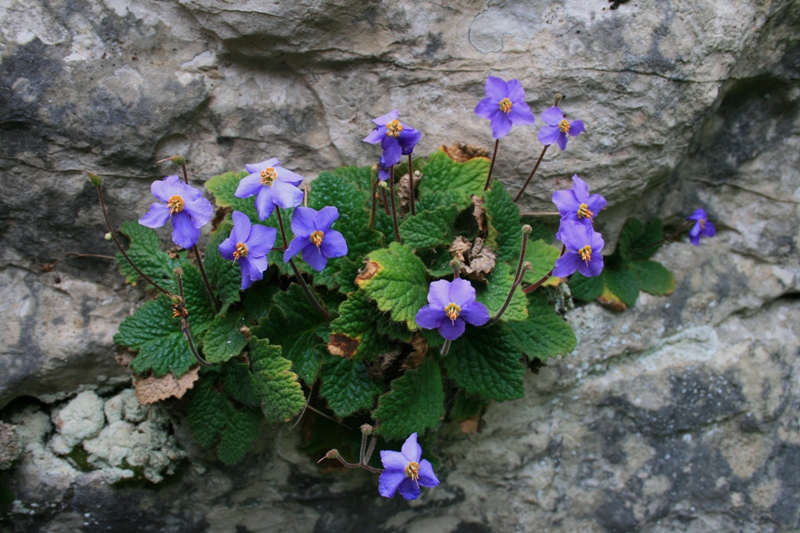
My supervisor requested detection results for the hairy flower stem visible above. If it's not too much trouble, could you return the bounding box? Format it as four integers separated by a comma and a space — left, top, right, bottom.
485, 227, 531, 327
380, 186, 391, 216
408, 153, 416, 216
276, 209, 332, 320
440, 339, 452, 356
513, 144, 549, 203
317, 449, 384, 474
523, 244, 566, 294
389, 166, 402, 243
90, 175, 172, 297
174, 269, 213, 367
483, 139, 500, 191
369, 175, 378, 230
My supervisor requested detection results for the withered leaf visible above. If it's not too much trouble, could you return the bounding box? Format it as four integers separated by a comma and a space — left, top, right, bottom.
402, 333, 428, 370
134, 366, 201, 405
397, 171, 422, 217
328, 333, 360, 358
441, 143, 490, 163
471, 194, 487, 237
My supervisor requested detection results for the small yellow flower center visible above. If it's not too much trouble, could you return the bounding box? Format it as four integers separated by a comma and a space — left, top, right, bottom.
577, 203, 594, 219
498, 98, 512, 113
167, 195, 184, 214
233, 242, 248, 260
579, 245, 592, 262
699, 219, 706, 229
260, 167, 277, 186
558, 119, 571, 133
405, 461, 420, 481
310, 231, 324, 247
386, 119, 404, 137
444, 302, 461, 324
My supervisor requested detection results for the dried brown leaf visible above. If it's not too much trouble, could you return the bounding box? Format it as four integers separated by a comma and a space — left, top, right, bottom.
402, 333, 428, 371
396, 171, 422, 216
459, 415, 482, 435
134, 366, 201, 405
471, 194, 487, 237
441, 143, 490, 163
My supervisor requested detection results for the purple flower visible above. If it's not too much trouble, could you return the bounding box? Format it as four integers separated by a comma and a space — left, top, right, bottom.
538, 106, 586, 150
218, 211, 277, 290
552, 175, 607, 227
283, 206, 348, 271
553, 222, 604, 278
687, 208, 716, 246
363, 110, 422, 168
415, 278, 490, 341
474, 76, 535, 139
234, 158, 305, 220
139, 175, 214, 249
377, 156, 391, 182
379, 433, 440, 500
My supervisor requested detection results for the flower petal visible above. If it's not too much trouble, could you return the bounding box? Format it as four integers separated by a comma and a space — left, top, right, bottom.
448, 277, 477, 307
275, 166, 305, 186
270, 180, 304, 209
556, 132, 568, 151
417, 459, 440, 488
291, 207, 316, 237
438, 317, 466, 340
302, 244, 328, 271
247, 224, 277, 256
373, 110, 399, 126
485, 76, 508, 101
255, 187, 276, 220
381, 137, 402, 167
541, 106, 564, 126
139, 203, 170, 228
538, 125, 561, 146
459, 301, 490, 327
558, 220, 590, 251
552, 252, 581, 278
380, 449, 409, 473
474, 98, 498, 120
319, 230, 347, 259
508, 101, 535, 126
589, 229, 605, 254
586, 194, 607, 216
378, 470, 407, 499
243, 254, 268, 283
363, 127, 386, 144
245, 158, 279, 175
571, 175, 590, 203
231, 211, 252, 244
427, 279, 451, 308
702, 221, 716, 238
150, 175, 183, 202
185, 196, 214, 228
401, 433, 422, 463
552, 190, 581, 218
569, 120, 586, 137
415, 305, 445, 330
171, 212, 201, 249
491, 112, 513, 139
505, 79, 525, 103
399, 127, 421, 155
687, 208, 707, 222
397, 478, 421, 501
314, 206, 340, 231
578, 253, 604, 277
235, 174, 263, 199
218, 236, 237, 260
284, 237, 307, 262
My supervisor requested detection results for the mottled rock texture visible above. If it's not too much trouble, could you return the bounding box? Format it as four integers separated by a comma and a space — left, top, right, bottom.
1, 0, 799, 531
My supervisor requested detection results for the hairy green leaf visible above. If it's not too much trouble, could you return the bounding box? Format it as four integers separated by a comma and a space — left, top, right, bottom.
523, 239, 561, 285
319, 355, 385, 418
475, 263, 528, 322
417, 149, 489, 208
569, 271, 604, 302
248, 338, 306, 422
204, 220, 242, 314
202, 311, 247, 363
506, 292, 576, 362
116, 221, 174, 286
485, 182, 522, 264
373, 359, 444, 440
618, 218, 664, 261
604, 267, 640, 307
630, 260, 675, 295
328, 291, 396, 362
399, 204, 459, 250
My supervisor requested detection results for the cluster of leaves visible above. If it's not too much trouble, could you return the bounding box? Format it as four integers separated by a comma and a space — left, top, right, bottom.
113, 148, 580, 464
569, 217, 675, 309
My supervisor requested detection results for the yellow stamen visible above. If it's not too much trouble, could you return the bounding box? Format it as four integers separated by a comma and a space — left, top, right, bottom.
233, 242, 248, 261
577, 203, 594, 219
444, 302, 461, 324
405, 461, 420, 481
579, 245, 592, 262
260, 167, 277, 186
558, 119, 571, 133
310, 231, 324, 247
498, 98, 512, 113
167, 195, 184, 214
386, 119, 404, 137
699, 219, 705, 229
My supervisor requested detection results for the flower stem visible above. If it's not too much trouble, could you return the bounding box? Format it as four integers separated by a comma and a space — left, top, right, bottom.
380, 186, 391, 216
408, 153, 416, 216
483, 139, 500, 191
174, 268, 213, 367
276, 208, 331, 320
523, 244, 565, 294
389, 166, 402, 243
513, 144, 549, 203
193, 245, 220, 310
484, 226, 531, 327
369, 175, 378, 231
440, 339, 452, 356
90, 174, 172, 297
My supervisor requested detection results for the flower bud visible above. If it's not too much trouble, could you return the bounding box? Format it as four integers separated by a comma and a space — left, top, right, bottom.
173, 267, 184, 276
360, 424, 374, 436
522, 224, 532, 235
104, 232, 112, 241
86, 171, 102, 187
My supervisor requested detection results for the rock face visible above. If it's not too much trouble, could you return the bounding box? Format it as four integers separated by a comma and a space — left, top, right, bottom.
1, 0, 800, 532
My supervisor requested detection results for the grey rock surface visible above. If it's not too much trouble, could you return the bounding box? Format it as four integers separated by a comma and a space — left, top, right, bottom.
1, 0, 799, 531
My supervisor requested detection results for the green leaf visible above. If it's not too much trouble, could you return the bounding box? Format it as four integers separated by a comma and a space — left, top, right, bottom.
202, 311, 247, 363
449, 394, 490, 422
475, 263, 528, 322
204, 221, 242, 314
319, 355, 385, 418
114, 296, 196, 377
356, 242, 430, 330
506, 292, 576, 362
416, 190, 463, 213
206, 170, 256, 219
484, 182, 522, 264
328, 291, 396, 362
399, 204, 459, 250
630, 260, 675, 295
569, 272, 604, 302
443, 325, 524, 401
116, 221, 174, 285
331, 164, 375, 195
604, 267, 640, 307
248, 338, 306, 422
523, 239, 561, 285
373, 358, 445, 440
186, 375, 262, 465
618, 218, 664, 261
417, 149, 489, 208
309, 171, 382, 259
334, 258, 363, 294
252, 285, 329, 384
